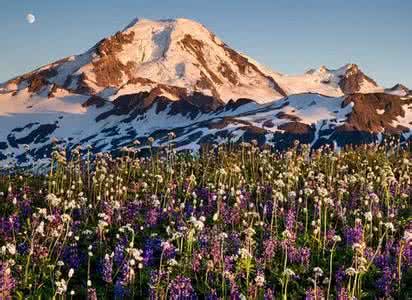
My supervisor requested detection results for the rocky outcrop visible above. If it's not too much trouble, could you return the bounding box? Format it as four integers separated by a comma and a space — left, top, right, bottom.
338, 64, 378, 94
82, 96, 107, 108
385, 84, 410, 96
339, 93, 411, 134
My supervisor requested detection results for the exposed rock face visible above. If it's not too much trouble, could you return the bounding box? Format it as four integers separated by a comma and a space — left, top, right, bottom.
82, 96, 107, 108
96, 89, 224, 122
340, 93, 411, 134
338, 64, 378, 94
272, 122, 315, 150
92, 31, 137, 88
27, 76, 49, 94
385, 84, 411, 96
179, 34, 223, 86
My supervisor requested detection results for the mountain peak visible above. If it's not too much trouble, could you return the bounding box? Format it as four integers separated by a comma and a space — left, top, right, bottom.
343, 63, 361, 74
318, 65, 329, 73
1, 17, 286, 103
385, 83, 410, 96
121, 18, 210, 36
391, 83, 409, 91
1, 17, 387, 104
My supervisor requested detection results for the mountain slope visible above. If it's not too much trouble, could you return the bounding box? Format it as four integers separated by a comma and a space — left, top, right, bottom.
1, 18, 385, 104
0, 88, 411, 169
0, 18, 410, 169
1, 18, 289, 104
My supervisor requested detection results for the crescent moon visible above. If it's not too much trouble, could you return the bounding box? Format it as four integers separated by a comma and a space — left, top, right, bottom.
26, 14, 36, 24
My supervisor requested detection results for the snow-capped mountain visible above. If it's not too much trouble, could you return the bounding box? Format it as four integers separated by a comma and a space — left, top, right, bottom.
1, 18, 288, 104
1, 18, 385, 104
385, 84, 411, 97
0, 18, 411, 168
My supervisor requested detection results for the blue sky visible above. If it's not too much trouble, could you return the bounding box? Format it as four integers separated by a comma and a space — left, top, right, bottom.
1, 0, 411, 87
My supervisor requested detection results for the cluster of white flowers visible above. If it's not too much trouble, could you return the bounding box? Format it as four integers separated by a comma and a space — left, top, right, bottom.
283, 268, 295, 277
332, 235, 342, 243
0, 243, 16, 256
55, 279, 68, 295
46, 193, 61, 207
238, 248, 252, 260
313, 267, 324, 277
255, 274, 265, 287
190, 216, 205, 231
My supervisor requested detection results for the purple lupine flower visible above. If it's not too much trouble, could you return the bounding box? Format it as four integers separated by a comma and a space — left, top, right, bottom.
224, 256, 235, 273
184, 202, 194, 218
305, 287, 324, 299
161, 240, 176, 259
345, 220, 363, 246
143, 247, 154, 267
220, 204, 241, 226
286, 210, 296, 232
0, 217, 15, 241
168, 276, 196, 300
118, 261, 132, 285
376, 266, 393, 297
363, 246, 375, 262
326, 228, 336, 244
149, 270, 167, 299
227, 232, 241, 255
63, 244, 81, 270
17, 242, 29, 255
375, 253, 389, 270
206, 290, 218, 300
288, 245, 301, 264
144, 237, 161, 266
220, 202, 230, 224
88, 288, 98, 300
195, 187, 209, 202
264, 288, 275, 300
20, 200, 33, 218
70, 220, 82, 234
192, 249, 203, 272
300, 247, 311, 267
335, 266, 346, 288
263, 238, 277, 260
101, 254, 113, 283
402, 239, 412, 267
211, 238, 221, 265
229, 280, 241, 300
401, 221, 412, 267
0, 262, 15, 299
146, 208, 160, 227
114, 238, 127, 266
124, 201, 141, 224
337, 287, 349, 300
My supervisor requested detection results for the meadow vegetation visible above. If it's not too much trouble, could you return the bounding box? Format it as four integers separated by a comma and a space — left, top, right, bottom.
0, 139, 411, 299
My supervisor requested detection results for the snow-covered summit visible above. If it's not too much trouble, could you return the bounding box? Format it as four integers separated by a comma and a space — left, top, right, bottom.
1, 17, 388, 105
1, 18, 288, 103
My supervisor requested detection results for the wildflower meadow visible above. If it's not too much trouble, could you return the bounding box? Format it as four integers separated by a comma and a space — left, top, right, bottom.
0, 140, 411, 299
